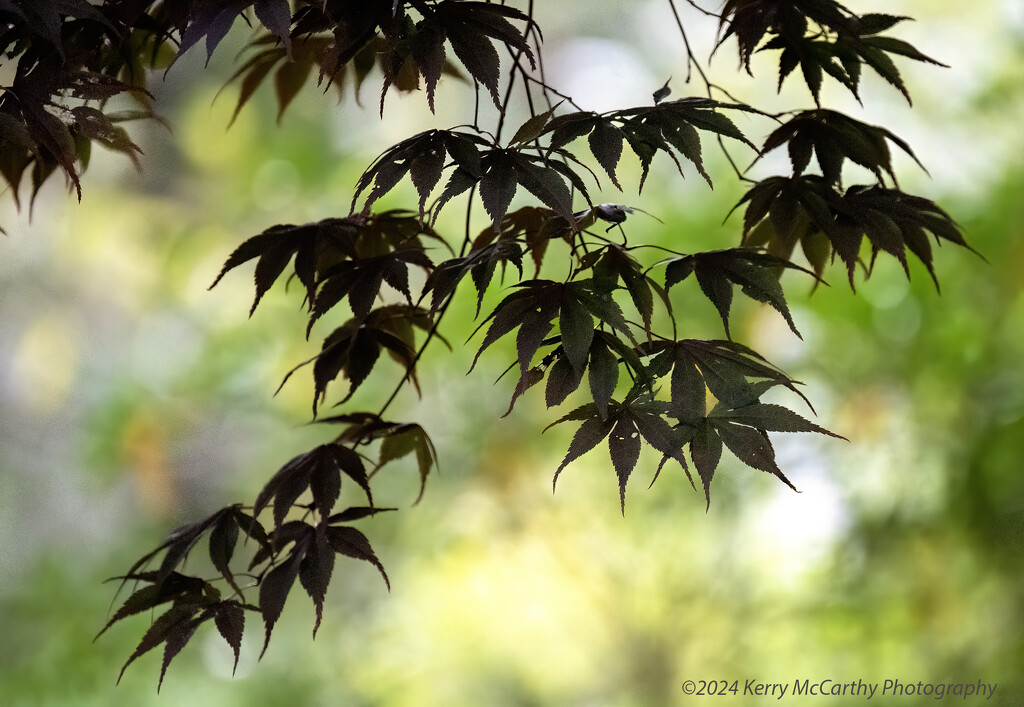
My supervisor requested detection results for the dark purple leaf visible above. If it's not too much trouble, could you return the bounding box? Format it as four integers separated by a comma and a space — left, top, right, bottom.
213, 601, 245, 676
97, 574, 207, 639
588, 120, 624, 190
507, 365, 546, 416
479, 154, 518, 227
588, 338, 619, 420
274, 60, 312, 122
330, 444, 373, 506
325, 525, 390, 590
713, 421, 794, 491
309, 446, 343, 518
160, 613, 207, 691
209, 512, 242, 595
558, 295, 593, 377
552, 413, 614, 490
709, 402, 845, 439
326, 507, 397, 524
689, 421, 722, 509
299, 526, 335, 637
377, 424, 437, 503
253, 0, 293, 55
608, 416, 641, 514
446, 21, 502, 107
259, 536, 308, 657
544, 354, 583, 408
117, 605, 203, 686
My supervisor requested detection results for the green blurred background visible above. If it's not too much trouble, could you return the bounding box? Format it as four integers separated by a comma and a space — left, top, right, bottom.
1, 1, 1023, 705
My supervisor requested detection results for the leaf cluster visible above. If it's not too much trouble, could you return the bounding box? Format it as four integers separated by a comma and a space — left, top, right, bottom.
541, 97, 756, 191
227, 0, 536, 118
349, 95, 760, 240
718, 1, 945, 105
67, 0, 979, 690
736, 176, 973, 286
544, 333, 843, 513
103, 446, 398, 686
0, 1, 170, 222
662, 247, 819, 338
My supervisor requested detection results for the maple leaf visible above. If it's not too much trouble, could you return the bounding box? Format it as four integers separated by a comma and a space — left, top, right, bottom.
226, 33, 394, 123
432, 1, 535, 108
1, 0, 112, 56
311, 412, 438, 503
208, 506, 271, 596
735, 177, 977, 288
541, 112, 628, 190
109, 575, 242, 690
280, 305, 432, 414
516, 330, 645, 420
757, 109, 924, 186
546, 391, 690, 514
410, 17, 447, 112
255, 513, 387, 655
605, 98, 756, 190
256, 522, 310, 655
308, 245, 434, 334
325, 524, 390, 591
717, 0, 853, 75
662, 248, 822, 339
424, 238, 524, 315
0, 112, 40, 209
841, 17, 947, 105
118, 508, 235, 592
478, 147, 587, 229
376, 423, 439, 503
10, 83, 83, 200
622, 335, 846, 508
297, 524, 335, 637
830, 185, 979, 287
97, 572, 210, 641
430, 140, 589, 228
211, 212, 437, 321
0, 5, 155, 211
178, 1, 250, 62
253, 444, 372, 527
544, 111, 603, 150
470, 279, 634, 383
508, 104, 562, 147
640, 338, 814, 421
212, 601, 247, 676
118, 604, 208, 689
745, 6, 946, 105
71, 106, 143, 166
586, 244, 661, 335
760, 33, 856, 105
355, 129, 490, 216
470, 279, 561, 378
178, 0, 293, 63
733, 175, 836, 268
210, 217, 359, 315
686, 400, 846, 508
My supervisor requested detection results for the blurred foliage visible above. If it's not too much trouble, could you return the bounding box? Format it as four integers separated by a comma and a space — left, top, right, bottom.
1, 1, 1023, 705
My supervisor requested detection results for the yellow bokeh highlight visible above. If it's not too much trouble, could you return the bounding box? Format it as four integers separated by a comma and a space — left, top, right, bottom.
10, 312, 80, 415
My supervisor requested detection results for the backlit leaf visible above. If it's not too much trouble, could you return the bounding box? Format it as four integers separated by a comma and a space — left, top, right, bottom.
213, 602, 245, 676
298, 525, 335, 637
259, 533, 308, 657
377, 424, 437, 503
325, 525, 390, 590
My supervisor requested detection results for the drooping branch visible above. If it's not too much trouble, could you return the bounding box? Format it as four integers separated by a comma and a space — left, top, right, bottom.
17, 1, 970, 688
